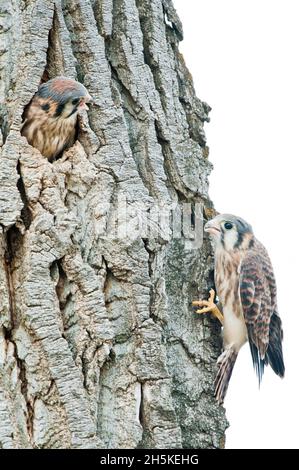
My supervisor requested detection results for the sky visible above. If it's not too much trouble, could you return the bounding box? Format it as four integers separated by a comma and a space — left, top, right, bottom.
173, 0, 299, 449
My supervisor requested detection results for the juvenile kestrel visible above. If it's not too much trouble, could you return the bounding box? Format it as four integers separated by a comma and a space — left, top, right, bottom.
193, 214, 284, 404
21, 76, 93, 161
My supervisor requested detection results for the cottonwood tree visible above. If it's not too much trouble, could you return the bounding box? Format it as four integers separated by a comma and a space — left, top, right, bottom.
0, 0, 227, 448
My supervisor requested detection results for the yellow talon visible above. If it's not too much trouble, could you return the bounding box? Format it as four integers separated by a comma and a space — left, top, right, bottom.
192, 289, 223, 324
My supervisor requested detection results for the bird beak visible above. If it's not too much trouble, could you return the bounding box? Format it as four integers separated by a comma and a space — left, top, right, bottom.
85, 94, 94, 104
204, 220, 221, 235
80, 94, 94, 111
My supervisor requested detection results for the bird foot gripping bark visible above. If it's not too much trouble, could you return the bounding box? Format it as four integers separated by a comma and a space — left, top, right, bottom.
192, 289, 223, 324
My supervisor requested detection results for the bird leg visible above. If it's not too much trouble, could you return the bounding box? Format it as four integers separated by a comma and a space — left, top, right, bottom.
192, 289, 223, 324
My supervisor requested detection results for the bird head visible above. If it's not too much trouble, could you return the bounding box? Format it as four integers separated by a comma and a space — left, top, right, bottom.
205, 214, 254, 251
37, 76, 93, 119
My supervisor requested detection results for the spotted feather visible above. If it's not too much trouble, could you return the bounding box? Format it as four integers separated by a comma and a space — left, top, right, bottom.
193, 213, 285, 404
240, 239, 284, 382
21, 76, 92, 160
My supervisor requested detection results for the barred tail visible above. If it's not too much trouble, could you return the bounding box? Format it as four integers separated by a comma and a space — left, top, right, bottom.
265, 312, 285, 378
215, 348, 238, 404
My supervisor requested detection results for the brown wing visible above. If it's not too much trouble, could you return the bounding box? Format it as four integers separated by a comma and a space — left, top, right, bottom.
21, 96, 50, 149
240, 239, 284, 382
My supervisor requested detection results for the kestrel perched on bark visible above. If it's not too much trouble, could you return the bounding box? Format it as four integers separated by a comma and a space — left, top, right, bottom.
193, 214, 284, 404
21, 76, 93, 161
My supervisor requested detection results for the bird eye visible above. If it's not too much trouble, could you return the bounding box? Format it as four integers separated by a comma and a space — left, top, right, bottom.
224, 222, 233, 230
72, 98, 80, 105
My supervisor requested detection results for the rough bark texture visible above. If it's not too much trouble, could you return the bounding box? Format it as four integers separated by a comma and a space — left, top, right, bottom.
0, 0, 227, 448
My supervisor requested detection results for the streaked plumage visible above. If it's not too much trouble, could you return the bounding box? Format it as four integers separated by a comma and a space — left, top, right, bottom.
193, 214, 284, 404
21, 76, 92, 161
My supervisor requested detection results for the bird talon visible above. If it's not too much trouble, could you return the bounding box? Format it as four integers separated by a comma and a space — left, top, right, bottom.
202, 213, 285, 403
192, 289, 223, 324
208, 288, 216, 303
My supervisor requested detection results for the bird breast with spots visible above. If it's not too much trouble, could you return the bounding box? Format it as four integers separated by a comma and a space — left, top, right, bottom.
215, 246, 248, 350
202, 212, 284, 403
21, 97, 77, 160
215, 246, 243, 316
21, 76, 92, 161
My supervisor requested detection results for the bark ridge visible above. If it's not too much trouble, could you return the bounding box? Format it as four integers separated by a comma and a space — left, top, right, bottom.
0, 0, 227, 448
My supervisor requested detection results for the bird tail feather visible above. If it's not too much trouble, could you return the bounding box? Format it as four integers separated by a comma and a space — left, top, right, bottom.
215, 347, 238, 404
265, 312, 285, 378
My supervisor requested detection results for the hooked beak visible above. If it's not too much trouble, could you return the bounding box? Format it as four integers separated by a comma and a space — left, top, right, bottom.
204, 220, 221, 235
80, 94, 94, 111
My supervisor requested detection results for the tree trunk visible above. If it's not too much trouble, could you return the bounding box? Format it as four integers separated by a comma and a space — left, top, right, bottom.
0, 0, 227, 449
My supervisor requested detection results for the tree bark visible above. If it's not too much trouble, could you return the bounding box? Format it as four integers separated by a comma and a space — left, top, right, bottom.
0, 0, 227, 448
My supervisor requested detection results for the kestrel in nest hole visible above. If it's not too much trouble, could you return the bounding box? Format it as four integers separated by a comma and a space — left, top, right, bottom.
21, 76, 93, 161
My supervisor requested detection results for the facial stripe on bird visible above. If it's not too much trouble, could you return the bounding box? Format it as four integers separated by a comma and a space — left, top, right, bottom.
205, 214, 254, 251
196, 211, 284, 403
38, 78, 92, 120
54, 102, 66, 118
66, 104, 79, 118
21, 76, 93, 160
41, 103, 50, 112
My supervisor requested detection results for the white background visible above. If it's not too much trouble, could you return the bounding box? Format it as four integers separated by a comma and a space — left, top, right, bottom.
173, 0, 299, 449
